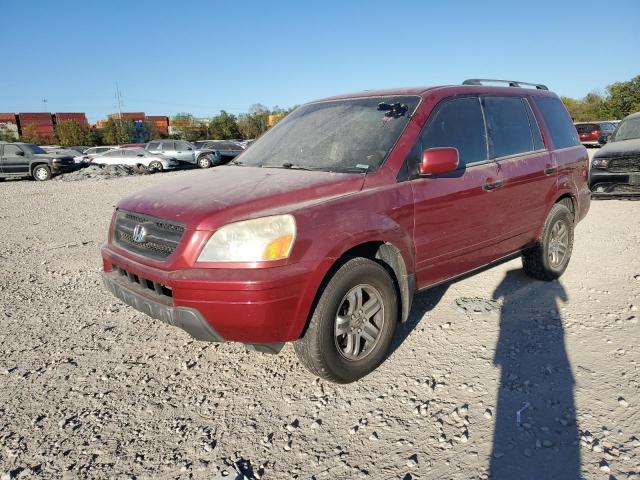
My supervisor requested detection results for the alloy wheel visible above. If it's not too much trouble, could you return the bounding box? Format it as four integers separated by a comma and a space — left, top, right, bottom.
334, 284, 384, 361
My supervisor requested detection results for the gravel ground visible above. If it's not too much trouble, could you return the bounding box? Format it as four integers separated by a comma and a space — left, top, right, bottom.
1, 159, 639, 479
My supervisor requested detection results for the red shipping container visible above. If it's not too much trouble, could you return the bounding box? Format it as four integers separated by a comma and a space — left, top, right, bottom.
55, 112, 88, 126
0, 113, 17, 124
19, 112, 54, 126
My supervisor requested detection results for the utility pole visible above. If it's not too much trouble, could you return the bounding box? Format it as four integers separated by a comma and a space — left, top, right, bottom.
115, 82, 124, 141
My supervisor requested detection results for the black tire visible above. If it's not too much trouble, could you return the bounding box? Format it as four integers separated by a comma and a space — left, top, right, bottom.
32, 164, 51, 181
197, 155, 212, 169
148, 161, 163, 172
522, 201, 574, 281
294, 257, 398, 383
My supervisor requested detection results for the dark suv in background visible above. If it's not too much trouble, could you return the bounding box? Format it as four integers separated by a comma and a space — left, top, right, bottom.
0, 142, 75, 181
590, 111, 640, 197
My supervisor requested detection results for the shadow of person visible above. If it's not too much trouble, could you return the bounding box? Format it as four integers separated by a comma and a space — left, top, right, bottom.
489, 269, 581, 479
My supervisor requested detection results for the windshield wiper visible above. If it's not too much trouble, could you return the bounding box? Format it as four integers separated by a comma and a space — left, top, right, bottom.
262, 163, 318, 171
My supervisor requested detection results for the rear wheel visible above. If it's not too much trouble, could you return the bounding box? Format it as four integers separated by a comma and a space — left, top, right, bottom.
294, 257, 398, 383
33, 165, 52, 181
522, 202, 574, 281
148, 161, 163, 172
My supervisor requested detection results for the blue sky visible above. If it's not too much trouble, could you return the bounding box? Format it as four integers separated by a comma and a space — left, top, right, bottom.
2, 0, 638, 122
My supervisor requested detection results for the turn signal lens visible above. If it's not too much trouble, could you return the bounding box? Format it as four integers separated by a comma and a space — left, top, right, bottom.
263, 234, 294, 260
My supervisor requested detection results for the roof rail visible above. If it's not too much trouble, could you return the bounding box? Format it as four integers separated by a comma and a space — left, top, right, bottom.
462, 79, 549, 90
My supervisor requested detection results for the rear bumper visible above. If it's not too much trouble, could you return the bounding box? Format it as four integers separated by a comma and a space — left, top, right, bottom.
101, 244, 313, 345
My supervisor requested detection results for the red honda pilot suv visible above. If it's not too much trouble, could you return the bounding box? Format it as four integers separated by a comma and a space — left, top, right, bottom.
102, 79, 590, 383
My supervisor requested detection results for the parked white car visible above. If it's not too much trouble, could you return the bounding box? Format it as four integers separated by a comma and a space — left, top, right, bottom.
91, 148, 178, 171
74, 146, 119, 164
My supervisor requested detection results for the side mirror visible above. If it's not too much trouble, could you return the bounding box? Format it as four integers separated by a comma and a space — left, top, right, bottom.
15, 150, 24, 156
419, 147, 459, 176
187, 147, 193, 151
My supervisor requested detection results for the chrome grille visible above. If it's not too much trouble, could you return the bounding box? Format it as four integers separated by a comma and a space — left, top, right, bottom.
113, 210, 185, 260
608, 156, 640, 173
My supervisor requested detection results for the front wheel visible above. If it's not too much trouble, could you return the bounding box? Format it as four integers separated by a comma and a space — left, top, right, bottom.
198, 155, 212, 168
33, 165, 52, 181
294, 257, 398, 383
522, 202, 574, 281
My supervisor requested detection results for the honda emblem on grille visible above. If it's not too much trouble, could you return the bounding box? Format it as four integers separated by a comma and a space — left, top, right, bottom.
132, 224, 147, 243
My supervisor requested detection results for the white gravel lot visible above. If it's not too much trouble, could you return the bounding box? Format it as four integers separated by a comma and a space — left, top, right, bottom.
0, 158, 638, 479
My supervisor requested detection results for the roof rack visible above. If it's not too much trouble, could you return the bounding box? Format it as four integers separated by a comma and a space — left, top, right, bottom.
462, 79, 548, 90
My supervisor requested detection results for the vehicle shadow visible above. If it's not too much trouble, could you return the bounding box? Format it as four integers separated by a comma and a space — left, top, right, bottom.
387, 283, 449, 357
489, 269, 581, 479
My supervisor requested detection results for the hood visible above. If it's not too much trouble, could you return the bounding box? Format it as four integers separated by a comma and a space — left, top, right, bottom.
594, 138, 640, 158
117, 165, 365, 231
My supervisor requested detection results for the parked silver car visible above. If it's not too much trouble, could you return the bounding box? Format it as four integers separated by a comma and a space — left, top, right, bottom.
193, 140, 245, 158
145, 140, 220, 168
92, 148, 178, 171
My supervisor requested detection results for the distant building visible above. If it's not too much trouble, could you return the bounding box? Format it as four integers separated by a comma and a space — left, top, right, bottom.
144, 115, 169, 135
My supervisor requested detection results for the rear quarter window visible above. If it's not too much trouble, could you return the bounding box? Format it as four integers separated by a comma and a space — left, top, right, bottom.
534, 97, 580, 149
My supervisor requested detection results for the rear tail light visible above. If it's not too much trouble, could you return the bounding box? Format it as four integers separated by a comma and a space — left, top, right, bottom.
593, 130, 601, 136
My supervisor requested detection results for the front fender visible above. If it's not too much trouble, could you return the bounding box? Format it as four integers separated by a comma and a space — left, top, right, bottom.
283, 187, 415, 340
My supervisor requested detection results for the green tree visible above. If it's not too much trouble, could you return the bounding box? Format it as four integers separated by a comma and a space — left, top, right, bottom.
101, 117, 136, 145
55, 120, 93, 147
208, 110, 240, 139
20, 124, 47, 144
604, 75, 640, 119
171, 113, 207, 141
237, 104, 271, 139
562, 74, 640, 121
0, 124, 17, 142
138, 121, 160, 143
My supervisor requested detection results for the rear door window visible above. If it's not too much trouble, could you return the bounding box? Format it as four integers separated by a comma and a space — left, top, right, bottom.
482, 96, 538, 158
421, 96, 487, 167
534, 97, 580, 149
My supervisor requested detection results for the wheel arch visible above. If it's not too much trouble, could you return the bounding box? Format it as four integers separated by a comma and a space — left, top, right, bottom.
295, 239, 414, 340
554, 192, 576, 220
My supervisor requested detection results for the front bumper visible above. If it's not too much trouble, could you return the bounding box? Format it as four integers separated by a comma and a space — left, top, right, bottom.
51, 163, 76, 173
590, 170, 640, 197
103, 271, 224, 342
101, 244, 313, 345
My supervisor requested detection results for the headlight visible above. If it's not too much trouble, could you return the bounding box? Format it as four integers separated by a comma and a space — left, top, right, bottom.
592, 158, 610, 169
197, 215, 296, 263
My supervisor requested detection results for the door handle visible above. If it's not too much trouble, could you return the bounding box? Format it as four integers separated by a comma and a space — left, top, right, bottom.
544, 166, 557, 175
482, 180, 503, 191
